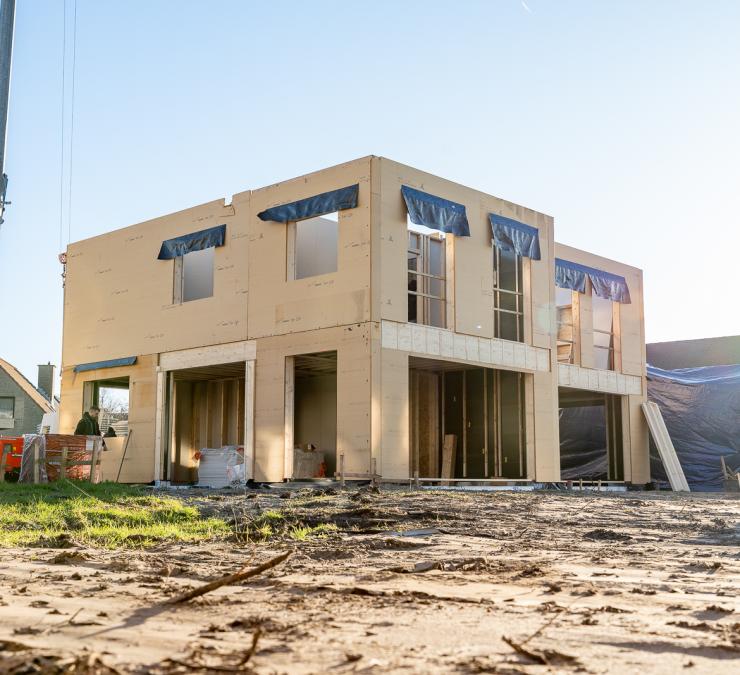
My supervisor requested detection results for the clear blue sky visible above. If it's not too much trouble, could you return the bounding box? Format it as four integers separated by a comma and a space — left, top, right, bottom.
1, 0, 739, 386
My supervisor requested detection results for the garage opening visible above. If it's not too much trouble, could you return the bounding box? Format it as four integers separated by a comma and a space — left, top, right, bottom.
169, 362, 247, 484
291, 351, 337, 479
559, 388, 623, 481
409, 358, 526, 480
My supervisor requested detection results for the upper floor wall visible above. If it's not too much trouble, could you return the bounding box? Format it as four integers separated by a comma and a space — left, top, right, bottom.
246, 156, 372, 338
554, 242, 645, 377
63, 198, 248, 367
373, 157, 556, 350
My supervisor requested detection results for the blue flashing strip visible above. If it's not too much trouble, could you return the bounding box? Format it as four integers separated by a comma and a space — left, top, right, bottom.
401, 185, 470, 237
157, 224, 226, 260
555, 258, 631, 304
74, 356, 137, 373
257, 184, 359, 223
489, 213, 541, 260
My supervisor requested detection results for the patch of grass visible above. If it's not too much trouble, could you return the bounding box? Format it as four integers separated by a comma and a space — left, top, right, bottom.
288, 523, 338, 541
0, 481, 231, 549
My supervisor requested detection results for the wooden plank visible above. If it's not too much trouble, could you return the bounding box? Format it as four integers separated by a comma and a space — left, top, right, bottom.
642, 401, 689, 492
441, 434, 457, 484
244, 360, 255, 480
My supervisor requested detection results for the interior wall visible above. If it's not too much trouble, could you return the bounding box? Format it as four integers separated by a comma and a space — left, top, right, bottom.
294, 372, 337, 475
171, 377, 245, 483
59, 355, 157, 483
253, 324, 371, 482
247, 157, 372, 340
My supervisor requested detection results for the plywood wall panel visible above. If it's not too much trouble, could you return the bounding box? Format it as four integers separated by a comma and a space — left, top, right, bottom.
63, 200, 249, 368
59, 356, 158, 483
253, 324, 372, 482
247, 158, 373, 340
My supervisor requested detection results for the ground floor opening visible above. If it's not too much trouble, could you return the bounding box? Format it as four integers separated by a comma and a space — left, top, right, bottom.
409, 357, 526, 480
559, 388, 624, 481
168, 362, 247, 483
288, 351, 338, 479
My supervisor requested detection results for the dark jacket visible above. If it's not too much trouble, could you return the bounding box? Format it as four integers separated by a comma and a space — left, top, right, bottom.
75, 412, 101, 436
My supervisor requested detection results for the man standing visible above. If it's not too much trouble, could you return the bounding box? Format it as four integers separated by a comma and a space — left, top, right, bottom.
75, 406, 101, 436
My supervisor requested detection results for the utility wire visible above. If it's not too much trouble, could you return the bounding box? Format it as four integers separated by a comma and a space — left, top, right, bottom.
66, 0, 77, 245
58, 0, 66, 252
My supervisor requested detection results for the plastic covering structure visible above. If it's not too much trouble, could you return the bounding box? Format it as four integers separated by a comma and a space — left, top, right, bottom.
559, 364, 740, 490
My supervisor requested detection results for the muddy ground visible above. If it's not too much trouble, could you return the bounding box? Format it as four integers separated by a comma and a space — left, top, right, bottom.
0, 487, 739, 674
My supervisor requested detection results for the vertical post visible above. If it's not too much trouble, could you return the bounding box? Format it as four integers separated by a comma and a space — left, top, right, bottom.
0, 0, 15, 225
244, 360, 255, 482
89, 441, 100, 483
339, 454, 345, 489
0, 445, 8, 481
60, 447, 68, 480
33, 438, 40, 484
153, 368, 165, 482
283, 356, 295, 480
371, 457, 378, 488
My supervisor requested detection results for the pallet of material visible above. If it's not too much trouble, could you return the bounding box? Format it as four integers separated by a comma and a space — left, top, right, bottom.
19, 434, 103, 484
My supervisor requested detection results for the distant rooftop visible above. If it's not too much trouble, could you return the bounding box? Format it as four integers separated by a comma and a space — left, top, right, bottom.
647, 336, 740, 369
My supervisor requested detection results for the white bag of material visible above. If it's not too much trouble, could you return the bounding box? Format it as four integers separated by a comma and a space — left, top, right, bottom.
196, 446, 244, 488
293, 448, 325, 479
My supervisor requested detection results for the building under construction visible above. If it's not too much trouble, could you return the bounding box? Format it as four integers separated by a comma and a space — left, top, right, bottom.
58, 156, 649, 485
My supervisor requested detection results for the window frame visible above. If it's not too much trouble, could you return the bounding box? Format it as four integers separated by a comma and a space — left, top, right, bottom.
591, 284, 616, 371
492, 246, 524, 342
556, 287, 577, 364
0, 396, 14, 420
407, 228, 447, 328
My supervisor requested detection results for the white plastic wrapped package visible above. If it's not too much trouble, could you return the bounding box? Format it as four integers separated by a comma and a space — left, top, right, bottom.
196, 446, 244, 488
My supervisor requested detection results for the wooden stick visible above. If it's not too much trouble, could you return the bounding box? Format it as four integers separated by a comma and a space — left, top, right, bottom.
167, 551, 290, 604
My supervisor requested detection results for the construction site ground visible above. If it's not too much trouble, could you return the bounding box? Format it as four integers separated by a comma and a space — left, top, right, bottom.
0, 486, 739, 674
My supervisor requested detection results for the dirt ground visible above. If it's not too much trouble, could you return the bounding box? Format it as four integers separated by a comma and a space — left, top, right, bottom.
0, 487, 738, 674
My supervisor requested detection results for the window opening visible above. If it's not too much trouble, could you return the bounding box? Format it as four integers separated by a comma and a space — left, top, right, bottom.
493, 247, 524, 341
592, 286, 615, 370
556, 287, 576, 363
289, 212, 338, 280
407, 220, 446, 328
175, 246, 215, 303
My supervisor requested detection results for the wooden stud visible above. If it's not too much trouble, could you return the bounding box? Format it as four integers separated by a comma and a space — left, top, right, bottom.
60, 447, 68, 480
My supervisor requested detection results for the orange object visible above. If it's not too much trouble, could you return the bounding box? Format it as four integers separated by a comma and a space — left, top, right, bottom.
0, 436, 23, 470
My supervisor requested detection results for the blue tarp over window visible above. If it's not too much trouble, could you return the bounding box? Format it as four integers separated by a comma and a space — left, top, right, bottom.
489, 214, 541, 260
555, 258, 631, 304
257, 184, 359, 223
74, 356, 137, 373
401, 186, 470, 236
157, 224, 226, 260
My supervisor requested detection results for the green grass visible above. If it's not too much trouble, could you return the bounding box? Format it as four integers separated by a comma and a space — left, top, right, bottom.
0, 481, 231, 549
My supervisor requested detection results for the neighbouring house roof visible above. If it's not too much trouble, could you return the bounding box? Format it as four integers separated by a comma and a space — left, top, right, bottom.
0, 358, 55, 414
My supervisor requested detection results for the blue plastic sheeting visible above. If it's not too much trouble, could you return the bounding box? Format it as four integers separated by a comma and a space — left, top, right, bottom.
257, 184, 359, 223
401, 186, 470, 236
488, 214, 541, 260
157, 224, 226, 260
74, 356, 137, 373
559, 364, 740, 490
555, 258, 631, 304
647, 364, 740, 491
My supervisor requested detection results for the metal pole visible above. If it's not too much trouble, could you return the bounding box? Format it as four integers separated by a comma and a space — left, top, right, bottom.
0, 0, 16, 225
